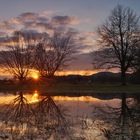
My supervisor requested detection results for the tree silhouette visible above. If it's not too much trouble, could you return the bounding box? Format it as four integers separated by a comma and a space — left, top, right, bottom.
0, 31, 35, 83
34, 32, 75, 78
134, 48, 140, 74
93, 5, 140, 85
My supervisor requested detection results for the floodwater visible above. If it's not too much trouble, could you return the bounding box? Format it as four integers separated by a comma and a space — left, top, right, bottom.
0, 91, 122, 118
0, 91, 139, 140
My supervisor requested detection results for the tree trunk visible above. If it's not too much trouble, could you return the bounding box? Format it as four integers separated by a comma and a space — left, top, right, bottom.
121, 70, 126, 86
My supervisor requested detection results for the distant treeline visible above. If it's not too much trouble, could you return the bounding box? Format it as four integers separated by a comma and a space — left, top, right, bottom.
54, 72, 140, 84
0, 71, 140, 85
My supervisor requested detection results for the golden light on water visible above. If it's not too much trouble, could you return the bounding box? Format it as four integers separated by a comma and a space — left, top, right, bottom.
0, 91, 122, 109
30, 90, 39, 103
0, 92, 40, 104
52, 96, 100, 102
0, 91, 101, 104
29, 92, 101, 103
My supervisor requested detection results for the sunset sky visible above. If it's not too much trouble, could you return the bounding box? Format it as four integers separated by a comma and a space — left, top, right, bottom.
0, 0, 140, 73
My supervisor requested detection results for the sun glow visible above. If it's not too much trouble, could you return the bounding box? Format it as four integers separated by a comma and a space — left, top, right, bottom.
55, 70, 97, 76
30, 91, 39, 103
32, 73, 39, 80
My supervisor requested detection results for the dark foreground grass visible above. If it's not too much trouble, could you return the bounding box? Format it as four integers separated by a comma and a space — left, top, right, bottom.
0, 82, 140, 95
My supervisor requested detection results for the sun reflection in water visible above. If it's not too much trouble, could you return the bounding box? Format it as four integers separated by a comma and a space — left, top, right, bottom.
0, 91, 122, 106
30, 90, 39, 103
0, 92, 102, 104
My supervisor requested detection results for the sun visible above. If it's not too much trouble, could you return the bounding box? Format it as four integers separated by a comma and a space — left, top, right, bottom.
31, 73, 39, 80
33, 74, 39, 80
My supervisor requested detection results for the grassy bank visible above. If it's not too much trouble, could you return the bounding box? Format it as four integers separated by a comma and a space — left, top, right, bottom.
0, 81, 140, 95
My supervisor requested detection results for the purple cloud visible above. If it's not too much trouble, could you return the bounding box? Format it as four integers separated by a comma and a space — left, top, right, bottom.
0, 11, 98, 53
51, 16, 79, 25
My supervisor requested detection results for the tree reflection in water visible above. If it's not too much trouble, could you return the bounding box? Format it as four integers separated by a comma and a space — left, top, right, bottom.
35, 95, 70, 139
0, 92, 70, 140
1, 91, 34, 139
92, 93, 140, 140
0, 92, 140, 140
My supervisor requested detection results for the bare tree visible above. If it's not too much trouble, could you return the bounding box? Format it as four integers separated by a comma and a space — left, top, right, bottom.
34, 32, 75, 78
93, 5, 140, 85
134, 48, 140, 73
0, 31, 35, 83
